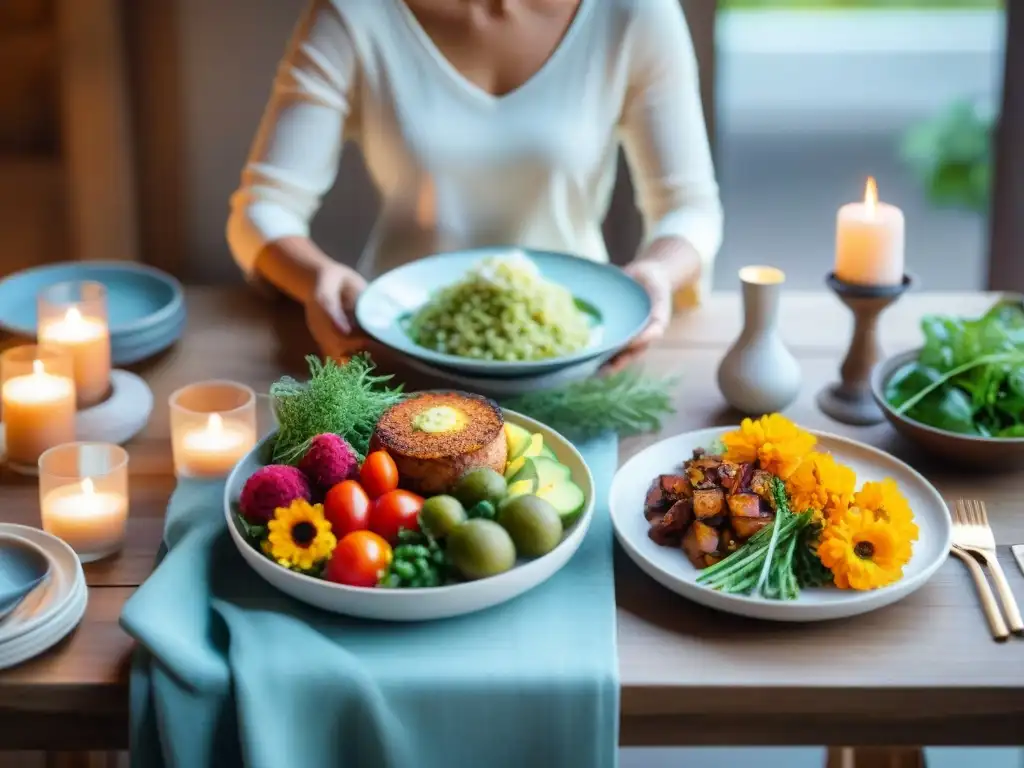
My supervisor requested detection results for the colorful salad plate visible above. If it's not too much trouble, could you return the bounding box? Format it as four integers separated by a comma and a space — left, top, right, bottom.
610, 423, 951, 622
225, 409, 595, 621
355, 247, 651, 377
0, 262, 185, 365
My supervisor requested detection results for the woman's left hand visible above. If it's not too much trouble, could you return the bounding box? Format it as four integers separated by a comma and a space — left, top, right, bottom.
605, 260, 672, 371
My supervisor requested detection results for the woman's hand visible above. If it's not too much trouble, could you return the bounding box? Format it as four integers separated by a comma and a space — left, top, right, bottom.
304, 262, 368, 360
605, 260, 672, 371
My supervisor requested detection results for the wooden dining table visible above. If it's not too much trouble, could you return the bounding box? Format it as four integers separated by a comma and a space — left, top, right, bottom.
1, 286, 1022, 767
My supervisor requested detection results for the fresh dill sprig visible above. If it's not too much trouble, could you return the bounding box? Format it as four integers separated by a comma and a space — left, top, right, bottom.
270, 355, 405, 465
502, 368, 678, 439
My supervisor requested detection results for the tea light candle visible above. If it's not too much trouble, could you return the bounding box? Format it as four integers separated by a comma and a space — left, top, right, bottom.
41, 477, 128, 561
38, 442, 129, 562
1, 355, 76, 468
169, 380, 257, 478
38, 306, 111, 407
834, 177, 905, 286
178, 413, 251, 477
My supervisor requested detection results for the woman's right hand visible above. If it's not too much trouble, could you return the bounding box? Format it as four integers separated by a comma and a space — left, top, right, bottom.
304, 262, 368, 360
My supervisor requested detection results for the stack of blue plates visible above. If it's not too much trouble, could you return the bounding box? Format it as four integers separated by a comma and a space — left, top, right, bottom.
0, 262, 186, 366
354, 247, 651, 397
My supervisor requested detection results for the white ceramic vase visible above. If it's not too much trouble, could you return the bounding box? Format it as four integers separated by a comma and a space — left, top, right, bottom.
717, 266, 801, 415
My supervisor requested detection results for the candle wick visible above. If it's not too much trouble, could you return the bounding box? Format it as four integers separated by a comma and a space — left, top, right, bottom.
32, 360, 45, 376
82, 477, 95, 495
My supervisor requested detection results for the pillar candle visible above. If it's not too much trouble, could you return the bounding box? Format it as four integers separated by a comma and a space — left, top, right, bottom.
834, 177, 905, 286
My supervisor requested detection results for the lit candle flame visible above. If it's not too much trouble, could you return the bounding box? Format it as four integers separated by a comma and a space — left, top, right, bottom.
64, 306, 83, 324
206, 413, 224, 435
81, 477, 95, 495
32, 359, 45, 376
864, 176, 878, 215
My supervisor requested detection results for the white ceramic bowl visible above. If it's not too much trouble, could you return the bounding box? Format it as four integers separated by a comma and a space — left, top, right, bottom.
610, 426, 952, 622
224, 410, 595, 621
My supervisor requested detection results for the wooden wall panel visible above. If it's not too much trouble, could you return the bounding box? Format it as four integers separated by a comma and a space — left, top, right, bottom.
56, 0, 139, 262
987, 0, 1023, 292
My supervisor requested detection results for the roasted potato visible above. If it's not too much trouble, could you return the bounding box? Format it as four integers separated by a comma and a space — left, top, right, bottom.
659, 474, 693, 499
693, 488, 725, 520
731, 515, 772, 540
682, 521, 720, 568
727, 493, 761, 519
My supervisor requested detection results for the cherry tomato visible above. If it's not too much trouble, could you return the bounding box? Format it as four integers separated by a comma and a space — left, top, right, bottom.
323, 480, 370, 538
360, 451, 399, 499
324, 530, 393, 587
370, 489, 423, 544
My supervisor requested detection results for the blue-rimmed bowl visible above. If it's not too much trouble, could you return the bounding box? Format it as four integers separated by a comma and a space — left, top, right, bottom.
0, 262, 186, 365
355, 247, 651, 377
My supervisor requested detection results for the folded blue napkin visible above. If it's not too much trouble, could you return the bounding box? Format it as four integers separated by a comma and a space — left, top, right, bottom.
122, 434, 620, 768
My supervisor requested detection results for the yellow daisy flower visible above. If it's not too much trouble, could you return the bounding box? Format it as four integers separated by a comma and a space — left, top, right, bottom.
786, 452, 856, 523
263, 499, 337, 571
818, 507, 911, 590
852, 478, 919, 554
721, 413, 817, 480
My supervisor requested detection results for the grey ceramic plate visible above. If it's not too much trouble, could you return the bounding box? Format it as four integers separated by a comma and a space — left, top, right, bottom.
0, 535, 51, 621
355, 247, 650, 377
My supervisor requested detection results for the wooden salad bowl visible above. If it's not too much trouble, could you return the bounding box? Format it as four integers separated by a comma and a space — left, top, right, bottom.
872, 349, 1024, 469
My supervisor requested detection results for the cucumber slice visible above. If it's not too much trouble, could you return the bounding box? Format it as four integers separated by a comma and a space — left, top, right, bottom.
503, 423, 533, 460
506, 478, 536, 498
539, 444, 557, 460
536, 480, 586, 526
531, 456, 571, 487
504, 434, 543, 478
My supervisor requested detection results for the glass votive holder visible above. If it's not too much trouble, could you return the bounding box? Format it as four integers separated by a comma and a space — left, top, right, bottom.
39, 442, 129, 562
169, 380, 257, 478
1, 345, 77, 473
37, 280, 112, 408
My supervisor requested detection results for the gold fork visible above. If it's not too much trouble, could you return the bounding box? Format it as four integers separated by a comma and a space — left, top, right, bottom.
953, 499, 1024, 635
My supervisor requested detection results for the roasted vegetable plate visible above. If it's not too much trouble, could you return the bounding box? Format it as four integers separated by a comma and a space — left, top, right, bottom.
609, 417, 951, 622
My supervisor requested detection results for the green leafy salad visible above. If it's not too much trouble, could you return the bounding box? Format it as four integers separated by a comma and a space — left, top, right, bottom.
885, 299, 1024, 437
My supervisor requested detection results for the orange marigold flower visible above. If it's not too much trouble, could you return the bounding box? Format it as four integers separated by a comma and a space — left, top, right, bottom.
817, 507, 912, 590
852, 478, 918, 559
721, 413, 817, 480
786, 452, 856, 523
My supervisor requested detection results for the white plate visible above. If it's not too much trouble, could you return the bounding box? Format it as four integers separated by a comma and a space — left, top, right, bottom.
0, 576, 87, 670
224, 410, 595, 621
0, 525, 84, 644
609, 427, 952, 622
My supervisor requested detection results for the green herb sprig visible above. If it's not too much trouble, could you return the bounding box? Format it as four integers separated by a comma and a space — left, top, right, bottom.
502, 368, 677, 439
270, 355, 405, 465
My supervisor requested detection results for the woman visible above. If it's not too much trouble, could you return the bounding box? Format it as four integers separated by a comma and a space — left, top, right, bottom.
227, 0, 722, 364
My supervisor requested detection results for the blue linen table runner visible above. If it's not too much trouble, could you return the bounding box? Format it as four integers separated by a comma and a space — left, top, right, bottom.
121, 433, 620, 768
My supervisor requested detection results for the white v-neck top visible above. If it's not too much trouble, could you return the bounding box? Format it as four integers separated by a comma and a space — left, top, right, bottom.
227, 0, 723, 300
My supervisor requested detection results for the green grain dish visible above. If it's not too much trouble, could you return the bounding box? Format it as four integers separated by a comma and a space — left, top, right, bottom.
405, 254, 593, 362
